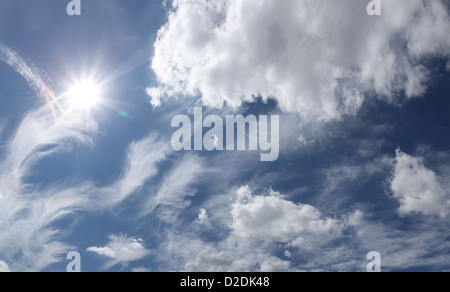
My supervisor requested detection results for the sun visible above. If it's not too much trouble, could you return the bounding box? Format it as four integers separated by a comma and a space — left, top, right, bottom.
68, 80, 100, 109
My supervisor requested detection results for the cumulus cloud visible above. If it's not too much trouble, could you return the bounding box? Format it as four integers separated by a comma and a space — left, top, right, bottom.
390, 149, 450, 218
0, 261, 10, 272
152, 178, 450, 271
196, 208, 210, 224
156, 185, 356, 272
169, 235, 294, 272
87, 234, 150, 267
259, 257, 291, 272
231, 186, 338, 242
148, 0, 450, 120
180, 240, 260, 272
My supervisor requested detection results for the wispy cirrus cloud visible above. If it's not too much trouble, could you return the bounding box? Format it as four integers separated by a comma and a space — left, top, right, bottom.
143, 153, 204, 220
0, 114, 173, 271
0, 43, 61, 116
0, 44, 166, 271
0, 106, 97, 271
0, 44, 99, 270
104, 134, 172, 206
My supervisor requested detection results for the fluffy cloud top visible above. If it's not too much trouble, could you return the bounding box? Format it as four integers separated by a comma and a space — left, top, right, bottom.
391, 150, 450, 218
0, 261, 10, 272
196, 208, 210, 225
162, 186, 363, 272
87, 235, 150, 267
148, 0, 450, 121
231, 186, 338, 242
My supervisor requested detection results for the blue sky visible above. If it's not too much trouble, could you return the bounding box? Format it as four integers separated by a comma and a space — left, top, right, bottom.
1, 0, 450, 272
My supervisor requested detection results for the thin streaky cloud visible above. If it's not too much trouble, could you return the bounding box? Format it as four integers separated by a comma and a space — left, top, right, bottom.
0, 43, 62, 117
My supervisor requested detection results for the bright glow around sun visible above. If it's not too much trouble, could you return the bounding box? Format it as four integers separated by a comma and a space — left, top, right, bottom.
68, 81, 100, 109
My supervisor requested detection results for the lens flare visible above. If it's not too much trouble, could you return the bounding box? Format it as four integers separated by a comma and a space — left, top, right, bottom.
68, 81, 100, 109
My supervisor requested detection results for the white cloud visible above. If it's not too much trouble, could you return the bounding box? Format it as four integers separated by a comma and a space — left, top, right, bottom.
131, 266, 151, 272
0, 261, 10, 272
148, 0, 450, 121
2, 107, 97, 190
349, 214, 450, 271
168, 234, 295, 272
0, 51, 169, 270
196, 208, 210, 224
346, 210, 364, 227
154, 181, 450, 271
259, 256, 291, 272
312, 152, 394, 215
180, 240, 254, 272
231, 186, 338, 242
0, 44, 172, 271
106, 134, 171, 205
0, 127, 169, 272
87, 234, 150, 267
0, 44, 105, 271
0, 43, 58, 106
156, 186, 354, 272
143, 154, 204, 220
390, 149, 450, 218
150, 146, 450, 272
0, 105, 98, 271
0, 44, 96, 271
